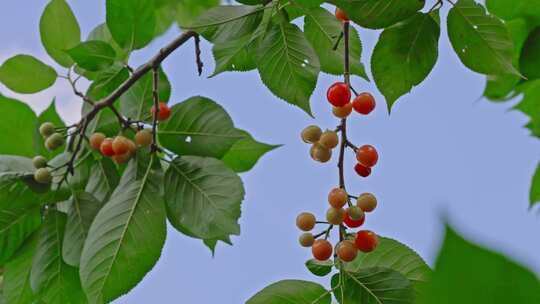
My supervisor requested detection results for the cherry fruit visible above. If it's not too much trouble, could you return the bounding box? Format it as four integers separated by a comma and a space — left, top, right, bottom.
335, 7, 349, 22
135, 129, 152, 147
356, 145, 378, 168
343, 208, 365, 228
333, 103, 353, 118
299, 233, 315, 247
90, 133, 106, 150
354, 163, 371, 177
327, 82, 351, 107
151, 102, 171, 121
312, 239, 333, 261
355, 230, 378, 253
337, 240, 358, 262
302, 125, 322, 144
352, 93, 376, 115
100, 138, 115, 157
357, 193, 377, 212
34, 168, 52, 184
32, 156, 47, 169
328, 188, 347, 208
296, 212, 316, 231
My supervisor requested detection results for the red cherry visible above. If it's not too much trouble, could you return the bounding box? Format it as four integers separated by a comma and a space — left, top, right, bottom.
100, 138, 115, 157
343, 209, 365, 228
151, 102, 172, 121
352, 93, 376, 115
327, 82, 351, 107
355, 230, 378, 253
356, 145, 378, 168
312, 239, 333, 261
354, 163, 371, 177
335, 7, 349, 22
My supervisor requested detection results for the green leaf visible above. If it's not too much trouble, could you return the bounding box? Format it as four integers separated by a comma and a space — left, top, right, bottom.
3, 233, 39, 304
119, 68, 171, 121
447, 0, 520, 76
486, 0, 540, 22
257, 22, 320, 115
34, 100, 66, 159
0, 55, 57, 94
40, 0, 81, 67
203, 235, 232, 255
419, 226, 540, 304
246, 280, 331, 304
175, 0, 220, 27
372, 12, 440, 112
63, 192, 103, 267
158, 96, 243, 158
530, 163, 540, 208
85, 158, 120, 203
0, 95, 37, 157
87, 23, 128, 61
520, 27, 540, 80
210, 35, 257, 76
30, 211, 86, 304
344, 237, 431, 297
80, 155, 166, 303
106, 0, 156, 50
304, 7, 367, 79
184, 5, 265, 43
67, 41, 117, 72
484, 19, 533, 101
164, 156, 245, 240
305, 259, 333, 277
515, 79, 540, 121
0, 205, 41, 266
221, 130, 279, 173
83, 64, 130, 135
332, 268, 415, 304
329, 0, 424, 29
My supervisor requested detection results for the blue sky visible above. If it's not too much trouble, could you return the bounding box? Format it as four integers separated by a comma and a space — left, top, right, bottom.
1, 1, 540, 303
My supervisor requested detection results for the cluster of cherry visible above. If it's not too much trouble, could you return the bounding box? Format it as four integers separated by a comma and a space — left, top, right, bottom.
296, 189, 379, 262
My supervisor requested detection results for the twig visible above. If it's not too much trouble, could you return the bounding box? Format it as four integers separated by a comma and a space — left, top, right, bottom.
194, 35, 203, 76
151, 67, 160, 152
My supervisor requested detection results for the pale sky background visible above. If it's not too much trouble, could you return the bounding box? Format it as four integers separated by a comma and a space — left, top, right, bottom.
1, 1, 540, 303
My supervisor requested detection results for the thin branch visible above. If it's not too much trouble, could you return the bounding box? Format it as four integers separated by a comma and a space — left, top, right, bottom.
151, 67, 160, 152
194, 35, 203, 76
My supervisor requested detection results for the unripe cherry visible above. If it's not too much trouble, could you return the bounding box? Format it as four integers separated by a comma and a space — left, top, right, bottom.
333, 103, 353, 118
357, 193, 377, 212
310, 144, 332, 163
312, 239, 333, 261
34, 168, 52, 184
112, 151, 132, 164
301, 125, 322, 144
343, 208, 365, 228
328, 188, 347, 208
356, 145, 378, 168
355, 230, 378, 253
135, 129, 152, 147
352, 93, 376, 115
296, 212, 316, 231
354, 163, 371, 177
337, 240, 358, 262
326, 207, 344, 225
89, 133, 106, 150
327, 82, 351, 107
39, 122, 55, 138
299, 233, 315, 247
45, 133, 64, 151
32, 156, 47, 169
319, 131, 339, 149
347, 206, 364, 220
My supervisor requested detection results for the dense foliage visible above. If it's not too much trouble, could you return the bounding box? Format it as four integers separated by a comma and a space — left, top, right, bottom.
0, 0, 539, 303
